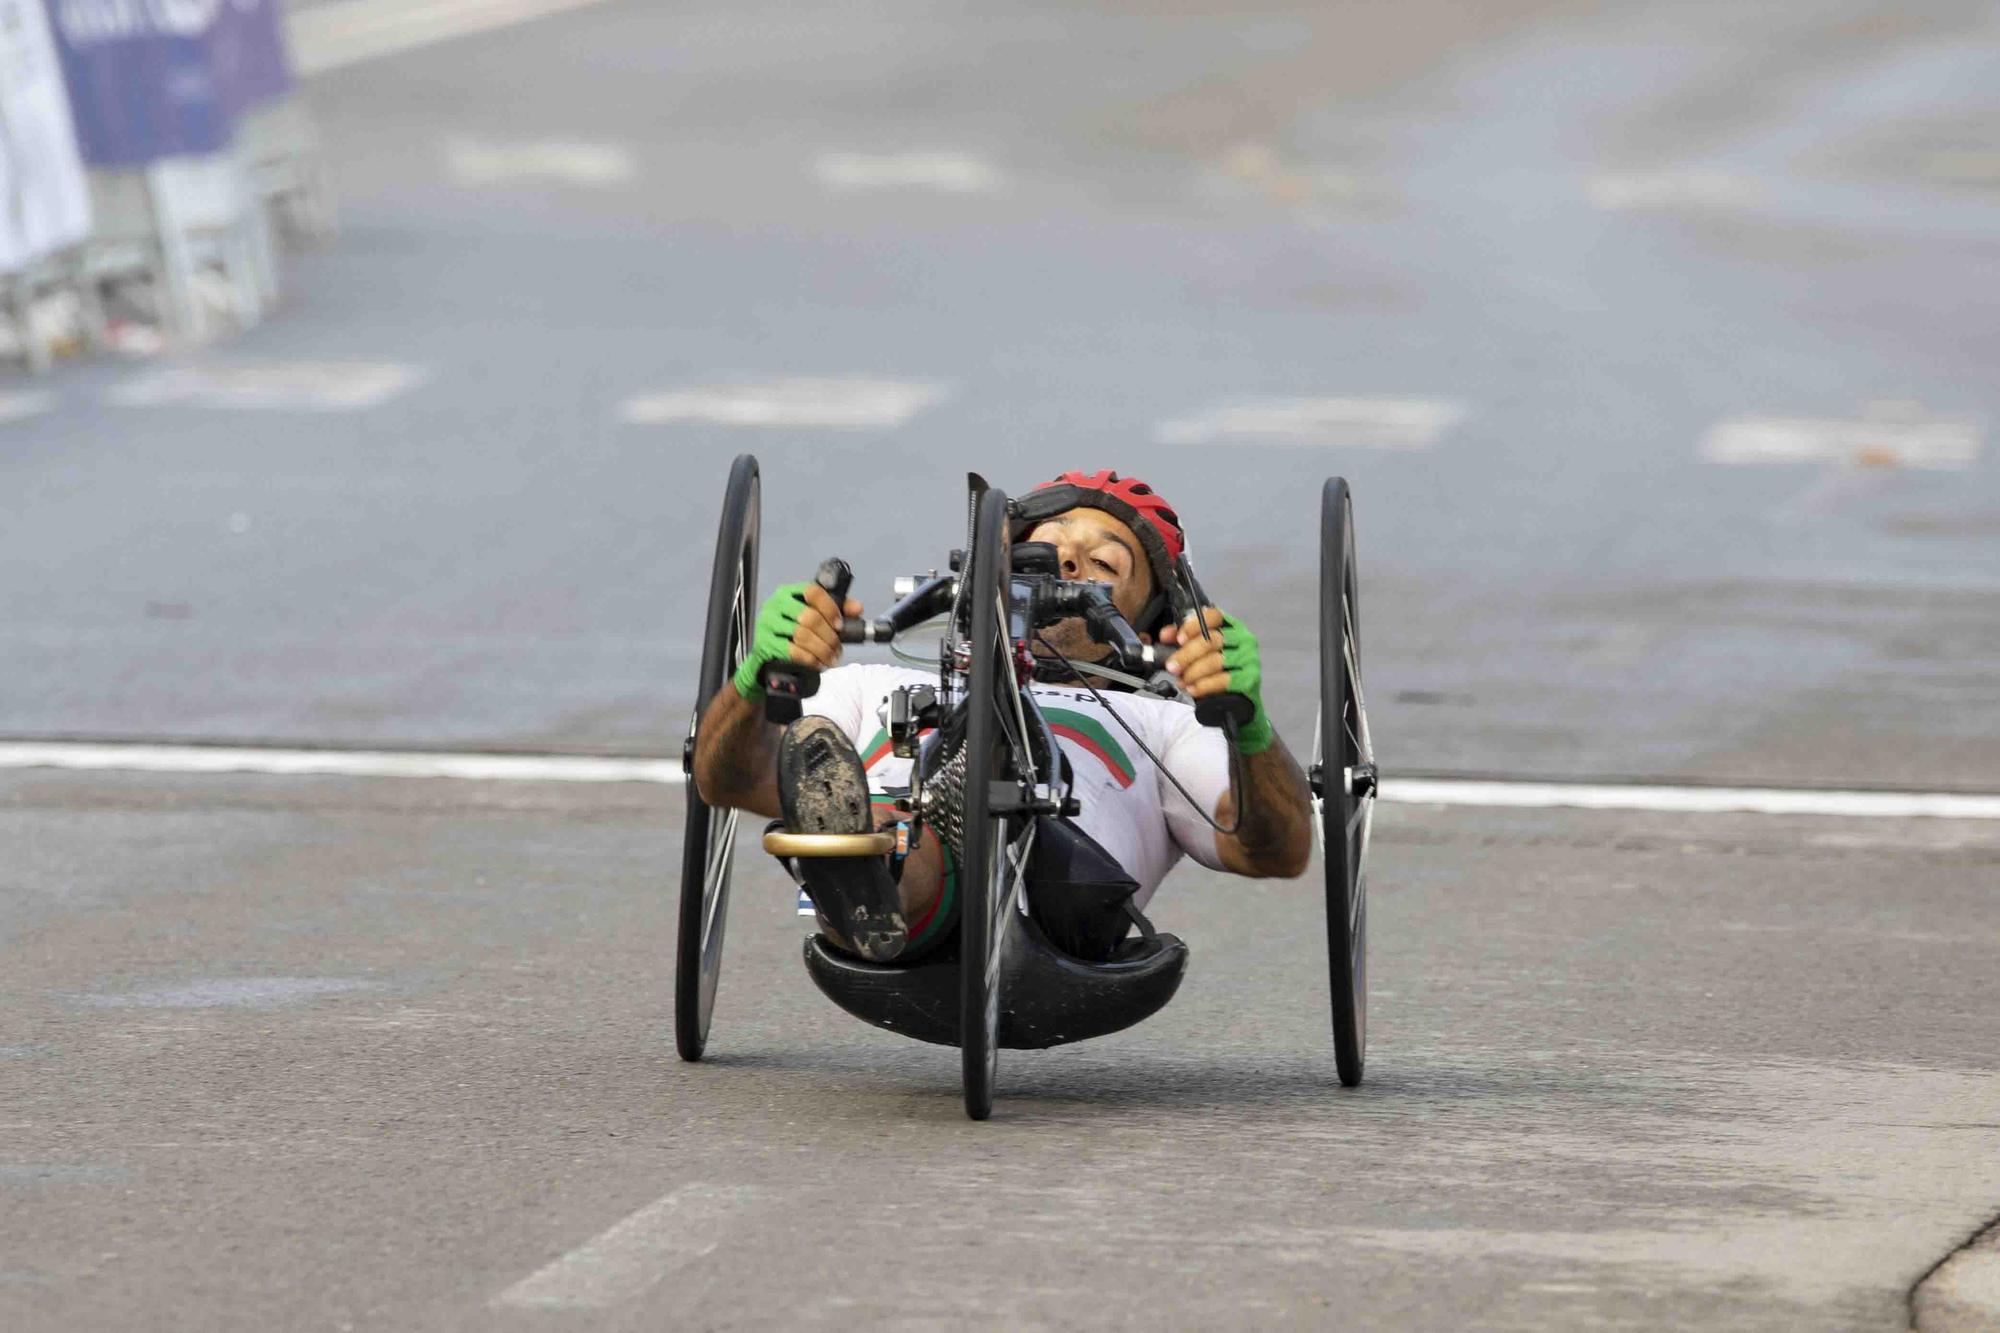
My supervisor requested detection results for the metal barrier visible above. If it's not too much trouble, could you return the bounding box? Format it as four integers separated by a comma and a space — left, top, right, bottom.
6, 0, 335, 360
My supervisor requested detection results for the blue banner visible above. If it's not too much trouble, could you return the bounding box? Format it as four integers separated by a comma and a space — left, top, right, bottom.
46, 0, 233, 167
208, 0, 293, 116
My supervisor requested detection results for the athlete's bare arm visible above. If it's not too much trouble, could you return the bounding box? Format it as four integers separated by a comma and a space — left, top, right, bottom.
689, 581, 856, 820
1208, 737, 1314, 879
1160, 610, 1314, 879
689, 684, 784, 819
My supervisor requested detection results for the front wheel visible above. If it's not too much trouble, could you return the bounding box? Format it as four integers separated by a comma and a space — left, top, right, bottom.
957, 486, 1019, 1120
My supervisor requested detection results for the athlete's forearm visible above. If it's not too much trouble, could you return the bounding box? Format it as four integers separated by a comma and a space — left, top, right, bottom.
690, 684, 783, 818
1215, 732, 1313, 878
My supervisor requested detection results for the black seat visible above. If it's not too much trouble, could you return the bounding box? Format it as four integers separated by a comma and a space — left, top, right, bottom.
802, 909, 1188, 1050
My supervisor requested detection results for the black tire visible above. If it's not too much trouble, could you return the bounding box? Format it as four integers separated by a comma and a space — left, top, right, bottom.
1319, 477, 1371, 1087
958, 486, 1014, 1120
675, 454, 760, 1061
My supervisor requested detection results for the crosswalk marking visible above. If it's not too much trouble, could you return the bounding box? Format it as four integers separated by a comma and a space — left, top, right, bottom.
1701, 410, 1980, 469
445, 139, 636, 188
621, 376, 949, 429
492, 1185, 766, 1310
0, 391, 55, 424
107, 360, 426, 412
813, 152, 1006, 194
1156, 397, 1465, 449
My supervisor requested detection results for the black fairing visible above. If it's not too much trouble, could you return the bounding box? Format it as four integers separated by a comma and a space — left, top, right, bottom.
802, 909, 1188, 1051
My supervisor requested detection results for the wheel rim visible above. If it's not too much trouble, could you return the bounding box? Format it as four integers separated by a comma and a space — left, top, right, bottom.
1341, 576, 1372, 968
1340, 566, 1371, 1046
676, 457, 758, 1062
693, 564, 752, 1026
959, 489, 1015, 1118
1318, 482, 1369, 1085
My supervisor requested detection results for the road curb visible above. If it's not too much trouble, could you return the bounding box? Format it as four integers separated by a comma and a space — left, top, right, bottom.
1914, 1216, 2000, 1332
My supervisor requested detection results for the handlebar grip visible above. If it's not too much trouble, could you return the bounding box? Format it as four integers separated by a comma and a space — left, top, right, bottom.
1194, 693, 1256, 730
761, 558, 854, 723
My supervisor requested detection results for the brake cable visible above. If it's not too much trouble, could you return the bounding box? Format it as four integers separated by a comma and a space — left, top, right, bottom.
1033, 633, 1246, 838
877, 594, 1251, 838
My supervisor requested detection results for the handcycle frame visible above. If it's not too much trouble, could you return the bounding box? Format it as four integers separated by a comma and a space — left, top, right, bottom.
677, 456, 1374, 1119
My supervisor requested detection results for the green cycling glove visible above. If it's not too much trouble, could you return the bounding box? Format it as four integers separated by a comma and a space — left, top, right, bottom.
1214, 613, 1273, 755
732, 582, 813, 700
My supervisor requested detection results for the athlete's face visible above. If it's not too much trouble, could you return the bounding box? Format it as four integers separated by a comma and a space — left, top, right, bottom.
1025, 507, 1156, 662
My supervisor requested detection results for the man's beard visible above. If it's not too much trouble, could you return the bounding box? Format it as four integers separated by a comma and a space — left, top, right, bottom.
1029, 616, 1111, 680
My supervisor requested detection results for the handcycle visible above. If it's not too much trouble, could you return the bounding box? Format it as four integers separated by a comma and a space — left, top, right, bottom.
676, 455, 1375, 1119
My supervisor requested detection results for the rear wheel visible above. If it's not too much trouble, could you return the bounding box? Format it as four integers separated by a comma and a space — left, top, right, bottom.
1316, 477, 1371, 1087
958, 486, 1017, 1120
675, 454, 760, 1061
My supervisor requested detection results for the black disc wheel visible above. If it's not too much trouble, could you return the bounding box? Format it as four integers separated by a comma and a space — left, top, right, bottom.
957, 485, 1018, 1120
675, 454, 760, 1061
1317, 477, 1372, 1087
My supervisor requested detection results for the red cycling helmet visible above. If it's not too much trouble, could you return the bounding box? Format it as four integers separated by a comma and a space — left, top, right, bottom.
1009, 469, 1187, 631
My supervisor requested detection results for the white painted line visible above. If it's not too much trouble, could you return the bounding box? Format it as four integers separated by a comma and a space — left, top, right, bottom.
288, 0, 617, 75
492, 1184, 763, 1310
0, 742, 685, 785
107, 361, 426, 412
1913, 1220, 2000, 1332
1383, 778, 2000, 822
445, 139, 636, 188
814, 152, 1006, 195
1155, 397, 1464, 449
9, 741, 2000, 821
1924, 149, 2000, 186
1587, 170, 1764, 213
621, 376, 950, 429
0, 390, 55, 425
1702, 409, 1980, 470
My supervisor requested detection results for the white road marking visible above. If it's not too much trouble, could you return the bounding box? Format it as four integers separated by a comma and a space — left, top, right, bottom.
492, 1184, 764, 1310
0, 390, 55, 424
1383, 778, 2000, 822
1155, 397, 1464, 449
0, 743, 684, 784
1587, 170, 1765, 213
107, 361, 425, 412
814, 151, 1006, 194
1702, 408, 1980, 470
445, 139, 636, 188
1914, 1222, 2000, 1332
621, 376, 949, 429
288, 0, 617, 75
8, 741, 2000, 821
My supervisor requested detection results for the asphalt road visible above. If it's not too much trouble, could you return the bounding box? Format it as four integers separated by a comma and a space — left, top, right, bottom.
3, 771, 1998, 1330
3, 0, 1998, 1327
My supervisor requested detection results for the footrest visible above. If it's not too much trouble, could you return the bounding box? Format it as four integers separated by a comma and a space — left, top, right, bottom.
761, 829, 896, 858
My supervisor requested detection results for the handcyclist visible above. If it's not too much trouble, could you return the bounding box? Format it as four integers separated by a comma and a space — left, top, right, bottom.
690, 470, 1314, 964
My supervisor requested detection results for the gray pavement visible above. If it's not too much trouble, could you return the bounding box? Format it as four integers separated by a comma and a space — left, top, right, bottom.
2, 772, 1998, 1328
3, 0, 1999, 1326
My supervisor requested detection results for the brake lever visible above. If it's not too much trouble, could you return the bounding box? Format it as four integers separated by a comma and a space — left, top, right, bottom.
1177, 576, 1255, 732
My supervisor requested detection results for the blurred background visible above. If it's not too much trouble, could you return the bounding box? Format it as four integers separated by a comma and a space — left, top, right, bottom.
4, 0, 1997, 789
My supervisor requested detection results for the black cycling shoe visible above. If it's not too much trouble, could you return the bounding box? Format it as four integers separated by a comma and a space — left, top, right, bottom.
777, 717, 907, 963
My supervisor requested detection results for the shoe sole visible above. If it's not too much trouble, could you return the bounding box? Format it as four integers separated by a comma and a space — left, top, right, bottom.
779, 718, 907, 962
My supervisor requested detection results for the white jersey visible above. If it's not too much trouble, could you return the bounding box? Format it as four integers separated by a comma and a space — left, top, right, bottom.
804, 663, 1233, 908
